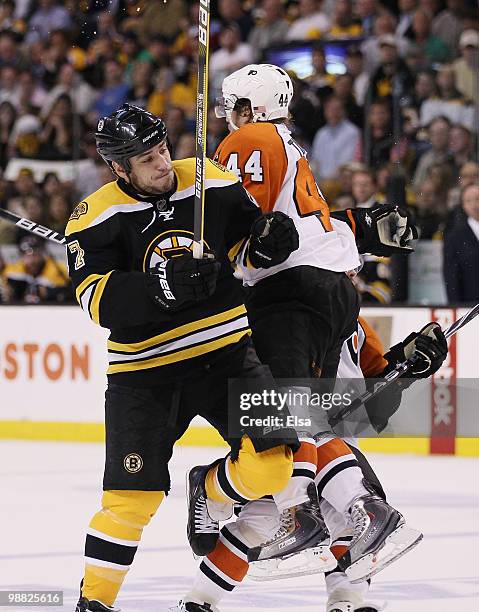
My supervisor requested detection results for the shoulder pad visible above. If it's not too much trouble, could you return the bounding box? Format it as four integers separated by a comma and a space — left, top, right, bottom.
65, 181, 151, 236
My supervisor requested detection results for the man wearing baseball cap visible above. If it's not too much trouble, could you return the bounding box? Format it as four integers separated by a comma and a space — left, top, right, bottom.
453, 29, 479, 105
2, 235, 71, 303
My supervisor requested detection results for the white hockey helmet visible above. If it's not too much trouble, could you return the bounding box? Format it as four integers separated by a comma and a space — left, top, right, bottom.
215, 64, 293, 129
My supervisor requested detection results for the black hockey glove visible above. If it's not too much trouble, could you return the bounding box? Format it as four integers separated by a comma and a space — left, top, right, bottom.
248, 211, 299, 269
384, 322, 448, 379
354, 203, 418, 256
146, 254, 221, 311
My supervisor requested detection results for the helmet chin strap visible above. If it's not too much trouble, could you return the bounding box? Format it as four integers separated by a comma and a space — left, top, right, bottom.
226, 111, 240, 131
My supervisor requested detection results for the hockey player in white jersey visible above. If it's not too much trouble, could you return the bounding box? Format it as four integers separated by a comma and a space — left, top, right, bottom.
181, 65, 421, 612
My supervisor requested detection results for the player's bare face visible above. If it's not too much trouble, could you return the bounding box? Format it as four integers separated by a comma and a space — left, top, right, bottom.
230, 109, 251, 130
129, 141, 175, 195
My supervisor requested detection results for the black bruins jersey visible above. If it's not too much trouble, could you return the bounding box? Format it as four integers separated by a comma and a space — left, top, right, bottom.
65, 158, 261, 386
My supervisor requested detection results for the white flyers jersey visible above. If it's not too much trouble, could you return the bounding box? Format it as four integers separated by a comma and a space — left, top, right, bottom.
336, 316, 388, 446
214, 122, 360, 286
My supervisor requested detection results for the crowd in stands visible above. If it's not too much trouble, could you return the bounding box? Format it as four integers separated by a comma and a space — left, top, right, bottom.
0, 0, 478, 306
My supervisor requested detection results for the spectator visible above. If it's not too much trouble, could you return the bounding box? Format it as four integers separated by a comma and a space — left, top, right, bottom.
175, 132, 196, 159
431, 0, 465, 59
126, 60, 156, 109
351, 168, 380, 208
287, 71, 322, 145
305, 44, 335, 97
48, 192, 71, 233
449, 124, 474, 176
443, 183, 479, 302
409, 8, 450, 64
0, 65, 21, 106
133, 0, 187, 46
311, 96, 360, 179
18, 70, 47, 113
453, 30, 479, 106
164, 106, 187, 158
207, 107, 228, 156
361, 12, 411, 74
218, 0, 254, 42
0, 30, 24, 69
42, 172, 63, 199
355, 0, 379, 37
209, 23, 253, 88
93, 59, 129, 119
368, 35, 414, 104
328, 0, 362, 38
2, 234, 71, 303
448, 161, 479, 209
0, 100, 15, 169
420, 64, 474, 129
352, 253, 392, 303
38, 93, 76, 160
362, 99, 394, 169
41, 63, 97, 117
345, 45, 370, 106
396, 0, 417, 39
413, 116, 452, 189
286, 0, 331, 41
350, 168, 393, 304
25, 0, 73, 45
413, 178, 445, 239
0, 0, 25, 38
248, 0, 289, 62
409, 70, 437, 114
332, 73, 363, 128
7, 168, 39, 217
10, 112, 42, 159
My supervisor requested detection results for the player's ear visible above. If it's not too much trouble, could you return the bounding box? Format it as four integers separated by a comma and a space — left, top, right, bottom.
112, 160, 128, 180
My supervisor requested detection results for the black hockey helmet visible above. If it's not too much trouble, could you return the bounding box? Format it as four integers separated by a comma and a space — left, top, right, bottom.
95, 103, 168, 172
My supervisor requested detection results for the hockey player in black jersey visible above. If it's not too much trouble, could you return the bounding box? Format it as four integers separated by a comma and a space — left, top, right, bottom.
67, 104, 302, 612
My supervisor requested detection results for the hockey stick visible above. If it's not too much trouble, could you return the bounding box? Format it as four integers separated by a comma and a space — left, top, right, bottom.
192, 0, 211, 260
329, 302, 479, 427
0, 208, 66, 244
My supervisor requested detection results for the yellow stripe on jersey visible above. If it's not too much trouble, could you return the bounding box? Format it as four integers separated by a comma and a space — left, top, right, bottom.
107, 329, 251, 374
107, 304, 247, 352
227, 238, 247, 263
66, 181, 144, 235
75, 273, 104, 304
90, 271, 114, 325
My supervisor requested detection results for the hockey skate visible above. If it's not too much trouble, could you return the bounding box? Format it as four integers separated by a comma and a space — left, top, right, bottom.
327, 603, 383, 612
326, 587, 385, 612
186, 463, 232, 557
247, 482, 332, 575
75, 596, 119, 612
169, 599, 219, 612
339, 491, 423, 583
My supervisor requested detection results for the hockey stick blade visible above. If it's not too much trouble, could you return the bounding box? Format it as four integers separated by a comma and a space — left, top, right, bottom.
0, 208, 66, 244
329, 302, 479, 427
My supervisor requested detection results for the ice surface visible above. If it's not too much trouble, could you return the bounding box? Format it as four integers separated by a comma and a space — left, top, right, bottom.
1, 441, 478, 612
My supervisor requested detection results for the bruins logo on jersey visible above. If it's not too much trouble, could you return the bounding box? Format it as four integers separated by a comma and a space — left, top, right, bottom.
69, 201, 88, 221
143, 230, 211, 272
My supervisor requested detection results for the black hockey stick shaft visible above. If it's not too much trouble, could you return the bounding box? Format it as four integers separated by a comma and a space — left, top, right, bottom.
329, 302, 479, 427
192, 0, 211, 259
0, 208, 66, 244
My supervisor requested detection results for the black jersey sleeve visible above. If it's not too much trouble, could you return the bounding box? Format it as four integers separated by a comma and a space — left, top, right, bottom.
66, 221, 172, 329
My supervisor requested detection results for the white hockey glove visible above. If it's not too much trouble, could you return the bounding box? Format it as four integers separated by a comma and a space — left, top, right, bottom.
354, 203, 418, 256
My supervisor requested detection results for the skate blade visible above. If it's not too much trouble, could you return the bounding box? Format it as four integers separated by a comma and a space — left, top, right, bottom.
248, 545, 337, 581
185, 470, 199, 560
346, 524, 423, 584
